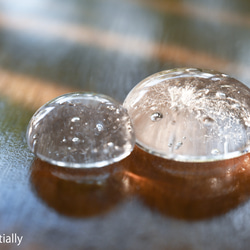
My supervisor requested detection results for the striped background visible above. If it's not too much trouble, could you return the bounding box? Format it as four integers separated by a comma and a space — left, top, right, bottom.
0, 0, 250, 109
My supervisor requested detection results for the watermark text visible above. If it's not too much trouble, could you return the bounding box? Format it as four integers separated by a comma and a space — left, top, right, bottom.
0, 233, 23, 246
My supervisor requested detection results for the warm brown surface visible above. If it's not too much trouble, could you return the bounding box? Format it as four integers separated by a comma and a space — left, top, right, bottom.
1, 0, 250, 249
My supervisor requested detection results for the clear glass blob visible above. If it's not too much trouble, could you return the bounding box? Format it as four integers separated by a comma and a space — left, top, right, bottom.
27, 92, 135, 168
123, 68, 250, 162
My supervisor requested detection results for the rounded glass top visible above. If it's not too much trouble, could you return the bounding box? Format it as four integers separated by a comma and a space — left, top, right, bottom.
123, 68, 250, 162
27, 92, 135, 168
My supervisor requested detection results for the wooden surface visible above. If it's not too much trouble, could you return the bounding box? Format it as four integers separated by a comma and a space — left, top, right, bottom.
1, 0, 250, 249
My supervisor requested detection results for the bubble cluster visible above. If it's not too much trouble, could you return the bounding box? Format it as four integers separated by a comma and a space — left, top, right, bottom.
27, 92, 135, 168
123, 68, 250, 162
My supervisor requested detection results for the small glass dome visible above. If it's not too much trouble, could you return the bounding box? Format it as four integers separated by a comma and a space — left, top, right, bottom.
27, 92, 135, 168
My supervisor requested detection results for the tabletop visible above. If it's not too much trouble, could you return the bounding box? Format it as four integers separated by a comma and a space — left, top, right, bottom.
1, 0, 250, 249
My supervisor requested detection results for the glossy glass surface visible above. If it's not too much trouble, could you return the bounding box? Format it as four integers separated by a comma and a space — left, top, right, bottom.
27, 92, 135, 168
124, 68, 250, 162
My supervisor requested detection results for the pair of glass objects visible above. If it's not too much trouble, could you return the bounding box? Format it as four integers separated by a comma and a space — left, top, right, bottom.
26, 68, 250, 168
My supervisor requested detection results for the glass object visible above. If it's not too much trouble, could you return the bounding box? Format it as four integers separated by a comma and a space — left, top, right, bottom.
27, 92, 135, 168
123, 68, 250, 162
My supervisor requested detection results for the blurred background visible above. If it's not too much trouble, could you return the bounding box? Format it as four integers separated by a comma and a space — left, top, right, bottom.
1, 0, 250, 249
0, 0, 250, 107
